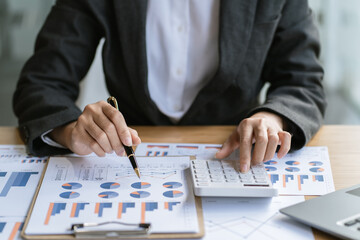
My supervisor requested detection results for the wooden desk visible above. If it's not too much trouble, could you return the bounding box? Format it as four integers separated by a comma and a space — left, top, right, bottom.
1, 125, 358, 240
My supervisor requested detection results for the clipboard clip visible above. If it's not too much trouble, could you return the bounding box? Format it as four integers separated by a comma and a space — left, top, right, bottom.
71, 221, 151, 239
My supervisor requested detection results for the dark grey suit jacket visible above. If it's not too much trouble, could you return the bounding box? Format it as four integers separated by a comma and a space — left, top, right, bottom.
13, 0, 326, 156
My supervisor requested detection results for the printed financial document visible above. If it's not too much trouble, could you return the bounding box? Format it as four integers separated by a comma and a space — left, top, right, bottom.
136, 143, 335, 195
25, 156, 199, 235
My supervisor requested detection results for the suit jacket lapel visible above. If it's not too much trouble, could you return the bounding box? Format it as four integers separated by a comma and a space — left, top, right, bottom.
112, 0, 171, 124
113, 0, 258, 125
180, 0, 258, 124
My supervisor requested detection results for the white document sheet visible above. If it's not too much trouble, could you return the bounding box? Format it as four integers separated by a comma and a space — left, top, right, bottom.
199, 196, 314, 240
25, 156, 199, 235
0, 146, 47, 217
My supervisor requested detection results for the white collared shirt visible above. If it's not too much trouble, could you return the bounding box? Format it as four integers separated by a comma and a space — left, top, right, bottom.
146, 0, 220, 122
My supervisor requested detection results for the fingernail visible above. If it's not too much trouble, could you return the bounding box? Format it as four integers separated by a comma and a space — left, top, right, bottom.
117, 149, 124, 156
241, 164, 248, 173
215, 150, 221, 158
124, 137, 132, 146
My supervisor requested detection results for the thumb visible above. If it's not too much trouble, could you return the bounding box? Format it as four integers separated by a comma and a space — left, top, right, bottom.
215, 130, 239, 159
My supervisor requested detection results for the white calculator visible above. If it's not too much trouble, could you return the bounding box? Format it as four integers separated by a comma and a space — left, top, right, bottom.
190, 159, 278, 197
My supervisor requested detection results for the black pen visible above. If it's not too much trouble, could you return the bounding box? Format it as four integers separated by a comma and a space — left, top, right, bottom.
107, 96, 141, 178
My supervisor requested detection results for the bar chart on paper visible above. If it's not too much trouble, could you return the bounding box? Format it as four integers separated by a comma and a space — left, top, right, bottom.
25, 156, 199, 235
0, 152, 46, 216
264, 147, 335, 195
135, 143, 238, 160
0, 217, 24, 240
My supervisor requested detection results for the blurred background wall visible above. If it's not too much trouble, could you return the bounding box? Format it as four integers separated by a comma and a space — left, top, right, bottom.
1, 0, 360, 126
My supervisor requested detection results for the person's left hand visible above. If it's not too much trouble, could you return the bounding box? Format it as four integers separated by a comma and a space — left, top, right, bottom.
215, 111, 292, 173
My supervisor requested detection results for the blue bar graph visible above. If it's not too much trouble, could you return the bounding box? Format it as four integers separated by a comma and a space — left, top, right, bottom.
285, 175, 294, 182
0, 172, 38, 197
0, 172, 6, 177
313, 175, 324, 182
71, 203, 89, 217
45, 203, 67, 224
122, 202, 135, 213
145, 202, 158, 211
166, 202, 180, 211
52, 203, 66, 216
0, 222, 6, 233
299, 175, 309, 184
96, 203, 112, 217
269, 174, 279, 184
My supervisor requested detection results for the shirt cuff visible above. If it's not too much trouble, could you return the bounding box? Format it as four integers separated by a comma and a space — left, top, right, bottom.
41, 129, 67, 149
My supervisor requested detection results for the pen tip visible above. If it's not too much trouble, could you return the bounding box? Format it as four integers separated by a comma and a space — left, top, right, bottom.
135, 168, 141, 179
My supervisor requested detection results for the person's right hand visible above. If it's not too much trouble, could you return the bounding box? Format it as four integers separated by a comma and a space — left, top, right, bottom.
49, 101, 141, 156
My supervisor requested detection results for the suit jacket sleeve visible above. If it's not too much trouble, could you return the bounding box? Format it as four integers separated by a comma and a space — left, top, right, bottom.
247, 1, 326, 150
13, 0, 103, 156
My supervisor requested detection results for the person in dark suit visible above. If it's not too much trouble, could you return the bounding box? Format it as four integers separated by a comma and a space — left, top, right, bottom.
13, 0, 325, 173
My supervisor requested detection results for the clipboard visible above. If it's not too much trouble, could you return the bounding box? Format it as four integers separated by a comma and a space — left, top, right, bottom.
21, 156, 205, 239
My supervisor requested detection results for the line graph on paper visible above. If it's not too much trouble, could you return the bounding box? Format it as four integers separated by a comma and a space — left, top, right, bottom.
115, 170, 178, 180
206, 213, 286, 239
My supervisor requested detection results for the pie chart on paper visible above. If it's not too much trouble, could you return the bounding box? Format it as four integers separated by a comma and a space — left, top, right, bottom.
59, 191, 80, 199
265, 167, 277, 172
310, 167, 325, 173
285, 167, 300, 172
264, 160, 277, 165
98, 191, 119, 199
163, 182, 183, 189
100, 182, 120, 189
62, 182, 82, 190
130, 191, 150, 198
163, 190, 184, 198
309, 161, 323, 166
285, 161, 300, 166
131, 182, 151, 189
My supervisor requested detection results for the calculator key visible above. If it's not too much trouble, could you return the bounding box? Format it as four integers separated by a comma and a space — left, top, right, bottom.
208, 161, 222, 168
225, 173, 239, 178
211, 179, 225, 183
196, 180, 209, 184
344, 220, 357, 226
195, 174, 209, 178
194, 170, 209, 174
193, 165, 207, 170
197, 183, 210, 187
210, 174, 224, 178
209, 169, 224, 174
226, 179, 240, 183
241, 179, 255, 183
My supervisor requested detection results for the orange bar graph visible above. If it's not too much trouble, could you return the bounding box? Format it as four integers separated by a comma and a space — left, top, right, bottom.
118, 203, 123, 219
297, 175, 301, 191
95, 203, 100, 214
70, 203, 77, 218
8, 222, 22, 240
283, 175, 286, 187
141, 202, 146, 223
44, 203, 54, 225
164, 202, 169, 210
312, 175, 316, 182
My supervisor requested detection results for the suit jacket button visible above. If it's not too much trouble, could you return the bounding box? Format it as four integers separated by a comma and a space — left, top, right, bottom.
21, 126, 29, 143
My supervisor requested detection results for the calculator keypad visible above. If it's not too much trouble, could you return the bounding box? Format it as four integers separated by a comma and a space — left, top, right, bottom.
190, 159, 278, 197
